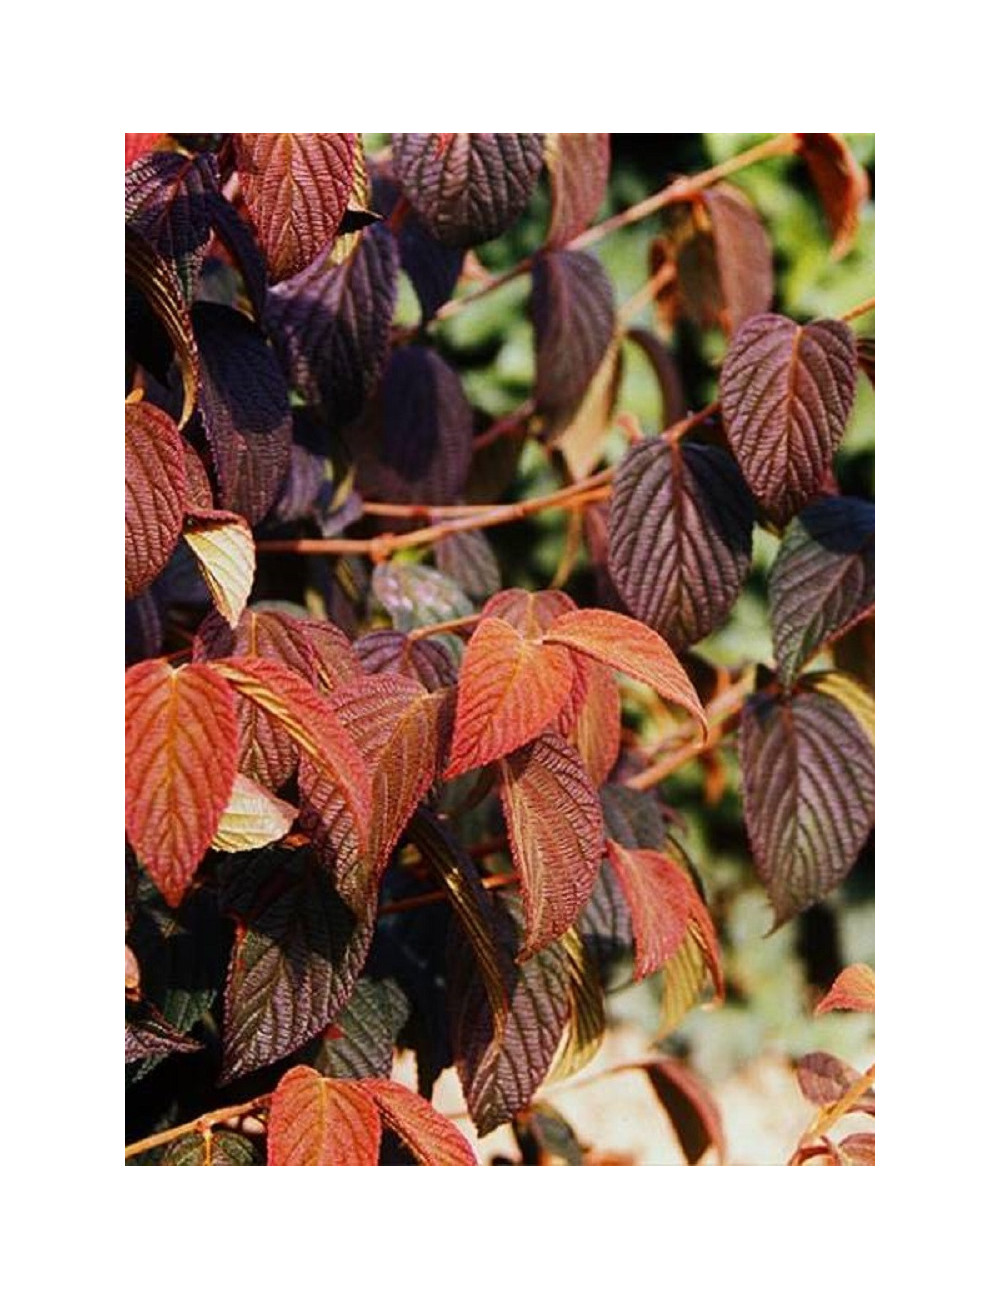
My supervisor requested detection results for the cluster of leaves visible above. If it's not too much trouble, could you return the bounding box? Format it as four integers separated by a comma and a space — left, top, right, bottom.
125, 132, 873, 1165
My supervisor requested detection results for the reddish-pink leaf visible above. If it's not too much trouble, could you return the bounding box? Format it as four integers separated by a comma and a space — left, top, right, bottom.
637, 1059, 726, 1165
796, 1052, 875, 1116
363, 1080, 476, 1166
125, 400, 187, 598
815, 963, 875, 1016
299, 619, 362, 691
125, 133, 164, 168
234, 133, 357, 283
561, 658, 621, 787
796, 134, 870, 259
542, 608, 707, 736
544, 133, 610, 247
483, 587, 577, 638
499, 732, 604, 958
605, 841, 722, 989
355, 629, 457, 690
445, 618, 575, 778
838, 1132, 875, 1165
267, 1066, 381, 1165
719, 313, 858, 525
125, 661, 239, 906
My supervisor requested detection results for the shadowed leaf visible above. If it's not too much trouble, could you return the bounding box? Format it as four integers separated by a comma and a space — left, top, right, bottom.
267, 1066, 380, 1165
544, 133, 610, 247
126, 151, 219, 300
125, 1001, 202, 1063
126, 225, 199, 427
546, 927, 606, 1082
126, 133, 165, 168
356, 629, 457, 690
562, 658, 620, 787
796, 1052, 875, 1115
314, 976, 410, 1080
637, 1059, 726, 1165
161, 1131, 260, 1166
365, 1080, 476, 1165
434, 529, 501, 601
371, 562, 473, 632
125, 400, 187, 598
371, 166, 464, 320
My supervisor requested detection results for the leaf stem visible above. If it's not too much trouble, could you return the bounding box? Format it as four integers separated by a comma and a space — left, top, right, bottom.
123, 1093, 271, 1161
840, 296, 875, 324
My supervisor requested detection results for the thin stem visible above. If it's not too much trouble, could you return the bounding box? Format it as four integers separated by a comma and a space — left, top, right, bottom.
408, 612, 482, 640
378, 871, 517, 917
802, 1062, 875, 1145
841, 296, 875, 324
619, 258, 676, 324
124, 1094, 271, 1161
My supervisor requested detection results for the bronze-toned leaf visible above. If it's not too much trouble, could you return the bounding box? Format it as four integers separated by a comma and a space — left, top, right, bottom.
125, 400, 187, 598
544, 133, 610, 247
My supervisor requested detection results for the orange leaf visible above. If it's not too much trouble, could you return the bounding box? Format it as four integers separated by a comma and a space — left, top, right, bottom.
125, 661, 238, 906
542, 608, 706, 736
606, 841, 722, 989
267, 1066, 380, 1165
364, 1080, 476, 1165
796, 134, 870, 259
561, 658, 620, 787
445, 617, 574, 778
815, 963, 875, 1016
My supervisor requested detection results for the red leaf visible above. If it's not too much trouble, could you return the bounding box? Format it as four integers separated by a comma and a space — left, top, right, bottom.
234, 133, 358, 283
125, 133, 164, 168
544, 133, 611, 247
542, 608, 707, 736
267, 1066, 381, 1165
719, 313, 858, 526
796, 134, 870, 259
697, 185, 773, 334
355, 629, 457, 690
562, 658, 621, 787
445, 617, 574, 779
364, 1080, 476, 1165
815, 963, 875, 1016
605, 841, 722, 990
125, 400, 187, 598
638, 1059, 726, 1165
125, 661, 238, 906
499, 733, 604, 958
483, 587, 577, 637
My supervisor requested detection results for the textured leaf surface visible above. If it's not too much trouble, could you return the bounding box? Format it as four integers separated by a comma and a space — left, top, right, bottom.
315, 976, 409, 1080
639, 1059, 726, 1165
211, 773, 296, 853
365, 1080, 476, 1165
234, 133, 357, 282
125, 133, 164, 168
348, 345, 473, 504
769, 496, 875, 684
125, 151, 219, 299
483, 587, 577, 637
371, 562, 473, 632
161, 1131, 259, 1166
266, 222, 398, 421
796, 1052, 875, 1115
606, 841, 722, 989
125, 661, 238, 907
125, 400, 187, 597
563, 658, 620, 787
183, 509, 255, 628
809, 671, 875, 744
392, 133, 545, 247
125, 1002, 202, 1063
371, 167, 463, 319
355, 629, 457, 690
267, 1066, 380, 1165
445, 618, 574, 778
499, 732, 605, 958
126, 225, 199, 427
796, 134, 870, 259
220, 845, 373, 1082
207, 190, 268, 320
434, 529, 501, 601
839, 1132, 876, 1165
739, 684, 875, 923
543, 608, 707, 735
719, 313, 858, 525
194, 607, 322, 789
609, 438, 755, 651
545, 927, 606, 1082
556, 332, 623, 481
815, 963, 875, 1016
531, 249, 616, 436
544, 133, 610, 247
695, 185, 773, 334
192, 302, 292, 524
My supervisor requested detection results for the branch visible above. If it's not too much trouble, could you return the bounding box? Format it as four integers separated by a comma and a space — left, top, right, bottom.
124, 1093, 271, 1161
841, 296, 875, 324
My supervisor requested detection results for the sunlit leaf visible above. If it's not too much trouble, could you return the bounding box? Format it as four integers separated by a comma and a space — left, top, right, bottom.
562, 658, 620, 787
365, 1080, 476, 1165
183, 508, 255, 628
815, 963, 875, 1016
211, 773, 296, 853
125, 400, 187, 598
483, 587, 577, 637
556, 333, 623, 481
545, 927, 605, 1082
796, 1051, 875, 1115
839, 1132, 875, 1165
267, 1066, 381, 1165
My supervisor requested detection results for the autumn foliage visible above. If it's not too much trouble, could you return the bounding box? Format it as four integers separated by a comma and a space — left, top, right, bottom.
125, 133, 874, 1166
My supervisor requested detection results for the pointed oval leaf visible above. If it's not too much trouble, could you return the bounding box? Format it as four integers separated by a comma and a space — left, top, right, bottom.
126, 225, 199, 427
544, 133, 610, 247
605, 841, 722, 988
839, 1132, 876, 1165
371, 562, 473, 632
445, 618, 575, 778
608, 437, 755, 651
796, 134, 870, 259
266, 222, 398, 421
314, 976, 410, 1081
542, 608, 707, 736
815, 963, 875, 1016
392, 133, 545, 247
182, 508, 255, 628
347, 345, 473, 504
499, 732, 604, 958
125, 400, 187, 598
371, 166, 464, 320
125, 661, 238, 906
697, 185, 773, 334
125, 151, 220, 300
796, 1052, 875, 1115
364, 1080, 476, 1165
211, 773, 296, 853
769, 496, 875, 684
483, 587, 577, 638
161, 1131, 260, 1166
638, 1059, 726, 1165
192, 302, 292, 524
739, 684, 875, 924
719, 313, 858, 525
355, 629, 457, 690
234, 133, 357, 283
220, 845, 374, 1081
267, 1066, 381, 1165
531, 249, 616, 437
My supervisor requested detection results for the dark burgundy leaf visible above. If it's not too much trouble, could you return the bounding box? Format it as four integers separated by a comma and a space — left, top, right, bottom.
125, 400, 187, 598
314, 977, 410, 1081
544, 133, 611, 247
125, 151, 220, 300
739, 681, 875, 924
434, 529, 501, 601
355, 629, 458, 690
371, 167, 463, 320
126, 224, 199, 428
125, 1002, 202, 1063
599, 783, 667, 851
697, 185, 773, 334
392, 133, 545, 247
531, 249, 616, 436
219, 844, 375, 1083
347, 345, 473, 504
207, 191, 268, 321
577, 860, 634, 979
125, 591, 163, 664
796, 134, 870, 259
266, 223, 398, 422
857, 335, 875, 386
639, 1059, 726, 1165
192, 302, 292, 524
720, 313, 858, 525
625, 328, 687, 429
769, 496, 875, 685
608, 437, 754, 650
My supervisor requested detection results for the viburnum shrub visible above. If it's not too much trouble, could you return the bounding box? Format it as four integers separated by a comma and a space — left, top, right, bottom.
125, 132, 874, 1166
